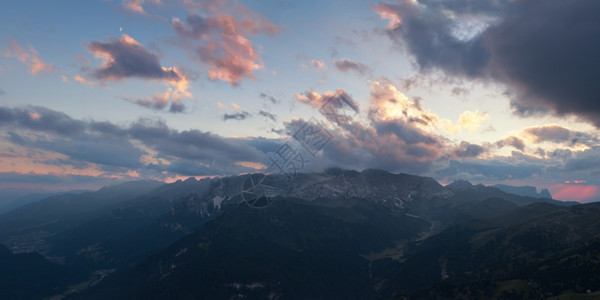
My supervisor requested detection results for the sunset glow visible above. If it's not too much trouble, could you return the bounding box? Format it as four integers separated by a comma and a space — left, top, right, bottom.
0, 0, 598, 203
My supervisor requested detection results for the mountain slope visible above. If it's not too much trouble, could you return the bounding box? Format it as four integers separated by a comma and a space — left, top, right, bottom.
68, 197, 431, 299
0, 169, 585, 299
0, 180, 163, 253
0, 244, 84, 299
390, 202, 600, 298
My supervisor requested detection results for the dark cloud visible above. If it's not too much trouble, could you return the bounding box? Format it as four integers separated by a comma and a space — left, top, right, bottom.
223, 111, 251, 121
0, 88, 5, 96
127, 117, 263, 163
547, 148, 573, 161
0, 106, 269, 179
562, 147, 600, 173
453, 141, 485, 158
242, 136, 283, 154
487, 1, 600, 124
496, 136, 525, 151
524, 125, 597, 145
9, 132, 144, 169
88, 35, 180, 81
259, 92, 280, 104
258, 110, 277, 122
375, 0, 600, 127
0, 106, 85, 136
0, 172, 117, 185
333, 58, 371, 75
169, 101, 186, 113
89, 120, 127, 136
126, 94, 187, 113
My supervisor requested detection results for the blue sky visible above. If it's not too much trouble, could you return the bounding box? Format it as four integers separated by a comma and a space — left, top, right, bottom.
1, 0, 600, 202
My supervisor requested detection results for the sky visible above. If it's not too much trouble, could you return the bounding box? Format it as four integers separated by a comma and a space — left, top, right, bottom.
1, 0, 599, 203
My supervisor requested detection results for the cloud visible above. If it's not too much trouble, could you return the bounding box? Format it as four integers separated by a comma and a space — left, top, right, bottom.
0, 105, 274, 183
0, 106, 85, 136
258, 110, 276, 122
0, 172, 124, 191
88, 34, 180, 81
451, 87, 470, 98
10, 132, 144, 169
169, 101, 186, 113
127, 117, 264, 163
561, 147, 600, 173
171, 2, 278, 86
375, 0, 600, 127
87, 34, 191, 109
5, 39, 54, 75
458, 111, 487, 133
121, 0, 162, 14
126, 88, 188, 113
333, 58, 371, 75
523, 125, 598, 146
73, 75, 98, 87
296, 89, 359, 125
129, 90, 170, 110
223, 111, 251, 121
259, 92, 280, 104
525, 125, 571, 143
437, 159, 543, 183
311, 59, 325, 68
496, 136, 525, 151
123, 0, 144, 13
0, 89, 5, 96
369, 80, 436, 128
452, 141, 485, 158
287, 117, 445, 173
292, 83, 446, 173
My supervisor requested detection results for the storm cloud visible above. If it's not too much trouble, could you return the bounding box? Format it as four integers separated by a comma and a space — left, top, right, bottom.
375, 0, 600, 127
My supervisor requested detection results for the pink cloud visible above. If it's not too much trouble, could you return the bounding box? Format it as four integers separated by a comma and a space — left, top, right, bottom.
5, 39, 54, 75
123, 0, 144, 13
171, 2, 278, 86
311, 59, 325, 68
126, 87, 188, 113
131, 90, 170, 110
122, 0, 162, 14
373, 0, 417, 29
73, 75, 98, 87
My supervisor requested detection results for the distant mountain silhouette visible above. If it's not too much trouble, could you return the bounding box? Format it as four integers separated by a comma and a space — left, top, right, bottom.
493, 184, 553, 199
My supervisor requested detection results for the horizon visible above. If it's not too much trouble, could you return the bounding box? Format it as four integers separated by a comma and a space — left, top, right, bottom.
2, 0, 600, 203
7, 168, 593, 207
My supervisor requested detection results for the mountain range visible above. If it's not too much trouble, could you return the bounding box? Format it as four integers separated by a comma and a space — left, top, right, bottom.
0, 169, 594, 299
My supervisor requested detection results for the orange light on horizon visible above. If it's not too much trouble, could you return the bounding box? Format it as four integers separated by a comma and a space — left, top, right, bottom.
549, 184, 598, 203
564, 180, 587, 184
